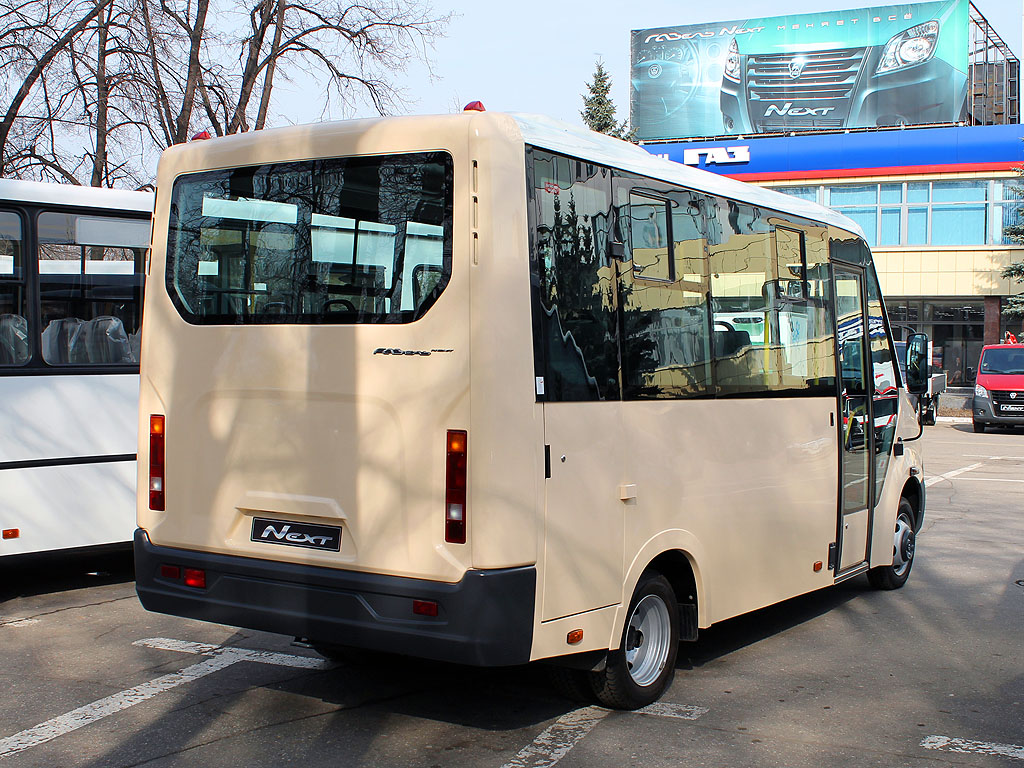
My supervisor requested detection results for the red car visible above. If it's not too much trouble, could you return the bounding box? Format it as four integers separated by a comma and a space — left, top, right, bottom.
972, 343, 1024, 432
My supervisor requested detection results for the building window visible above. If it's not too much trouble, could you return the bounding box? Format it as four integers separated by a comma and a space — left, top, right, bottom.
777, 179, 1023, 247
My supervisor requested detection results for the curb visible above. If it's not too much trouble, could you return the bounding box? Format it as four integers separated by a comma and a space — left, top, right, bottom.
936, 416, 971, 423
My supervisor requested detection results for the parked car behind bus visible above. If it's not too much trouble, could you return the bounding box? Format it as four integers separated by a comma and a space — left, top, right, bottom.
972, 343, 1024, 432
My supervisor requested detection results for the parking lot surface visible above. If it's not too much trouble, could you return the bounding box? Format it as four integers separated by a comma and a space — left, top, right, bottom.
1, 422, 1022, 768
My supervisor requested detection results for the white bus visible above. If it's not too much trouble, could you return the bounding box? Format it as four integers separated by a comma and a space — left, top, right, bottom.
134, 111, 929, 709
0, 179, 153, 558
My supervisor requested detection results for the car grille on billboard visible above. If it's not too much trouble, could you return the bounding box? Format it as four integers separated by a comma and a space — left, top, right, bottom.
747, 47, 865, 130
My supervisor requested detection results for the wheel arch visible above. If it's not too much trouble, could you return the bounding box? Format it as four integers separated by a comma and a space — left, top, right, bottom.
609, 530, 708, 649
901, 475, 925, 532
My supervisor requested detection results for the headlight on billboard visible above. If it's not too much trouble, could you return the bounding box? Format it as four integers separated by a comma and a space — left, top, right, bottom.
876, 20, 939, 74
724, 38, 740, 81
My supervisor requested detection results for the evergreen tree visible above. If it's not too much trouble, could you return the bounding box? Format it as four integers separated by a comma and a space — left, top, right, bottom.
581, 61, 634, 141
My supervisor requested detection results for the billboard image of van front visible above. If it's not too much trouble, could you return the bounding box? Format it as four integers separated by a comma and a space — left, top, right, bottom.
631, 0, 969, 140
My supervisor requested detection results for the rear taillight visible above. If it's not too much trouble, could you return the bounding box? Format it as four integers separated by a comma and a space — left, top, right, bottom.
149, 415, 165, 511
445, 430, 467, 544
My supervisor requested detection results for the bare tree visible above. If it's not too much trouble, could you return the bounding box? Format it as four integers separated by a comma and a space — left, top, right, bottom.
0, 0, 451, 185
0, 0, 114, 175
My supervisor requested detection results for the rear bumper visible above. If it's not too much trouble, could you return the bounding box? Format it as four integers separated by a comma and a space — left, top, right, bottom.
134, 529, 535, 666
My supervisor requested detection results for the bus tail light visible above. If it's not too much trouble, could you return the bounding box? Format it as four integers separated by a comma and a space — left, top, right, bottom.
183, 568, 206, 589
445, 430, 467, 544
149, 415, 165, 511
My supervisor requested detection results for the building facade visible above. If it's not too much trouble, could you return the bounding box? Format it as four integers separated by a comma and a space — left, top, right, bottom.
642, 123, 1024, 385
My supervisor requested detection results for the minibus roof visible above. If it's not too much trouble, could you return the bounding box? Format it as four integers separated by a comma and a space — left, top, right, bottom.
510, 112, 865, 239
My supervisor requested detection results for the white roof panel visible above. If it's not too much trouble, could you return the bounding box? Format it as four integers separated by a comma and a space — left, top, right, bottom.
0, 178, 153, 213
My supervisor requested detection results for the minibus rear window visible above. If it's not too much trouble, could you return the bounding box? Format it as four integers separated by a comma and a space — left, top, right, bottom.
166, 152, 453, 324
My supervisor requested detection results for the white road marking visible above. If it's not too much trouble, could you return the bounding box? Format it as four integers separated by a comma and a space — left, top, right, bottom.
0, 655, 236, 759
500, 707, 610, 768
501, 701, 709, 768
0, 639, 329, 760
637, 702, 709, 720
133, 637, 331, 669
949, 477, 1024, 483
925, 462, 984, 487
921, 735, 1024, 760
0, 618, 40, 627
963, 455, 1024, 460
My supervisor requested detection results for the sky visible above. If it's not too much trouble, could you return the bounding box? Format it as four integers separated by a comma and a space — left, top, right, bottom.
278, 0, 1022, 129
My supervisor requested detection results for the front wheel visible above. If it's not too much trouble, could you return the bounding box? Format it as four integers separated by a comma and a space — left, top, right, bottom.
590, 572, 679, 709
973, 420, 986, 433
867, 498, 917, 590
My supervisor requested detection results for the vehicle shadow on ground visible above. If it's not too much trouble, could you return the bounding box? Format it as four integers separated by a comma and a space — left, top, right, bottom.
677, 578, 865, 669
0, 547, 134, 602
265, 579, 866, 733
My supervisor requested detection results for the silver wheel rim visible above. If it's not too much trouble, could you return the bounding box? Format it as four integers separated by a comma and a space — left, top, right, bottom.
892, 511, 915, 577
625, 594, 672, 687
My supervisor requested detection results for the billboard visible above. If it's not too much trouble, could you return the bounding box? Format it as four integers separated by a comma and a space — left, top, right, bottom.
631, 0, 970, 140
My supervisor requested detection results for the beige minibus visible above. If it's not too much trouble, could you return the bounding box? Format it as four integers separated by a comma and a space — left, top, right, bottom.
135, 109, 928, 709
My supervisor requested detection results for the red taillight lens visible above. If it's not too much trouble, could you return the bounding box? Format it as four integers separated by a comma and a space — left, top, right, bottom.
149, 415, 165, 511
160, 564, 181, 580
445, 430, 467, 544
412, 599, 438, 617
183, 568, 206, 589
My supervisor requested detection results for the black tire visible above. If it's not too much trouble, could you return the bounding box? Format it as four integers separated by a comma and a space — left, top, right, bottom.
867, 498, 916, 590
973, 421, 985, 433
589, 572, 679, 709
547, 666, 595, 703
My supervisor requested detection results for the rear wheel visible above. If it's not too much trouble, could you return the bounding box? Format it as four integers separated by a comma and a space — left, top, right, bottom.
867, 498, 916, 590
590, 572, 679, 709
973, 420, 986, 433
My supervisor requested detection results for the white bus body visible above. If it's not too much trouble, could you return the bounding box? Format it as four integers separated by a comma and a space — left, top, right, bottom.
134, 112, 925, 708
0, 179, 152, 557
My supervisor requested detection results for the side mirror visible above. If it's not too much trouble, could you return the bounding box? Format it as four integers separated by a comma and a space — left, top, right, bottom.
905, 333, 929, 395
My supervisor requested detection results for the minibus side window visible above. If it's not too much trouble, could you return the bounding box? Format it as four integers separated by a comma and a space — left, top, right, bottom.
529, 150, 620, 402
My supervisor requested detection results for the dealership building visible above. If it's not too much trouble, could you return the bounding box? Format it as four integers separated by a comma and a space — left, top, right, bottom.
633, 0, 1022, 385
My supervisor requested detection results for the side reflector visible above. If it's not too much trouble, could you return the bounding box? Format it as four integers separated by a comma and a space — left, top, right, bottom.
149, 415, 165, 511
412, 599, 438, 617
183, 568, 206, 589
2, 528, 18, 539
445, 430, 468, 544
813, 561, 823, 572
567, 629, 584, 645
160, 564, 181, 580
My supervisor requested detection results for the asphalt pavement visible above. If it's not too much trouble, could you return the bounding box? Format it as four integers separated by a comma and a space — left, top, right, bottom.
0, 422, 1021, 768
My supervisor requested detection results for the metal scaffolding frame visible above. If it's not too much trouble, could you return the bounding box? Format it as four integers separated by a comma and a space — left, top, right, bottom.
967, 1, 1019, 125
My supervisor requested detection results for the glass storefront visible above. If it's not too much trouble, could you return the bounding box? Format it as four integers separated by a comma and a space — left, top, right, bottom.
884, 298, 1022, 385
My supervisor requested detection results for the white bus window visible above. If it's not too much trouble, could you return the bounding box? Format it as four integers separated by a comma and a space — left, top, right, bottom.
0, 210, 28, 366
37, 211, 145, 366
167, 152, 452, 324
